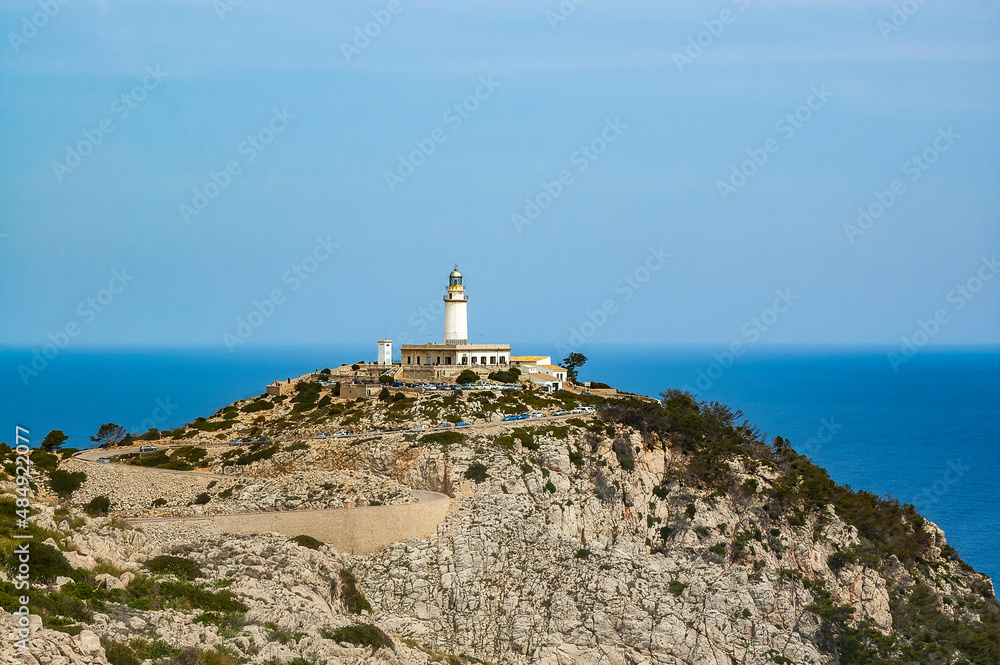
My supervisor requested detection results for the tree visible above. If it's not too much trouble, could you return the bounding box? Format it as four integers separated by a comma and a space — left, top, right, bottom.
456, 369, 479, 385
90, 423, 127, 449
561, 353, 588, 383
378, 375, 393, 385
41, 430, 68, 453
378, 387, 391, 402
351, 364, 360, 372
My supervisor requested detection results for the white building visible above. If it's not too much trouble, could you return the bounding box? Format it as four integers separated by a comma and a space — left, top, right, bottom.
377, 339, 392, 366
400, 266, 510, 368
443, 265, 469, 345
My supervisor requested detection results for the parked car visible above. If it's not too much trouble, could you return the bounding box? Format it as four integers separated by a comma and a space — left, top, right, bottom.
364, 429, 380, 435
501, 415, 519, 422
333, 430, 351, 437
516, 414, 530, 420
435, 423, 452, 429
256, 437, 271, 443
553, 409, 568, 416
391, 381, 404, 387
528, 412, 544, 419
313, 432, 331, 439
240, 437, 255, 443
455, 421, 471, 428
571, 406, 587, 414
96, 456, 111, 463
581, 390, 593, 396
139, 445, 157, 452
409, 425, 426, 431
228, 439, 243, 445
582, 406, 596, 413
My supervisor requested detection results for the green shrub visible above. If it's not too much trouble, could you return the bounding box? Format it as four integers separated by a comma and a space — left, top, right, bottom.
463, 462, 489, 483
145, 555, 202, 580
234, 444, 279, 466
290, 534, 323, 550
9, 543, 78, 583
151, 498, 167, 508
827, 550, 859, 571
488, 368, 521, 384
193, 492, 211, 505
284, 442, 309, 452
338, 570, 372, 614
544, 480, 556, 493
668, 580, 686, 596
84, 495, 111, 517
456, 369, 479, 384
709, 544, 726, 557
49, 469, 87, 496
419, 431, 465, 446
574, 548, 591, 559
329, 624, 392, 650
240, 400, 274, 413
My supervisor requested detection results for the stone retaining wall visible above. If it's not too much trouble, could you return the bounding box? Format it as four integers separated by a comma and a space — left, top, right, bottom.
136, 497, 450, 555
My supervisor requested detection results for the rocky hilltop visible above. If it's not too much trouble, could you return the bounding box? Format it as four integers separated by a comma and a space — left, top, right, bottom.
2, 375, 998, 664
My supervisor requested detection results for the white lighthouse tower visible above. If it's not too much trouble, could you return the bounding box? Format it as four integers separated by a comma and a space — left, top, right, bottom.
443, 265, 468, 345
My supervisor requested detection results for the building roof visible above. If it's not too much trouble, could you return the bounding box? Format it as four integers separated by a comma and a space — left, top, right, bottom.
511, 356, 548, 362
530, 372, 560, 383
539, 365, 567, 372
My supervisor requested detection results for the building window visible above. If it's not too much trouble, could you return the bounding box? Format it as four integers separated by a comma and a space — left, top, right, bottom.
489, 356, 496, 365
436, 356, 441, 365
426, 356, 431, 365
471, 357, 477, 365
445, 357, 452, 365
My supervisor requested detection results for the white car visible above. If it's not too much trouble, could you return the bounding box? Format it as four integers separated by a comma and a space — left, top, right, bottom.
333, 431, 351, 437
581, 406, 596, 413
571, 407, 587, 414
313, 432, 331, 439
96, 456, 111, 463
553, 409, 568, 416
139, 445, 157, 452
410, 425, 426, 431
528, 412, 544, 419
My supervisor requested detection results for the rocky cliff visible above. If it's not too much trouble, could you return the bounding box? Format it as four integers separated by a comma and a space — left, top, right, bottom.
1, 385, 997, 665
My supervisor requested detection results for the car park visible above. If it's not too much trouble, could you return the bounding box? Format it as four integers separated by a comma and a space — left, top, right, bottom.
553, 409, 568, 416
139, 445, 157, 452
96, 456, 111, 463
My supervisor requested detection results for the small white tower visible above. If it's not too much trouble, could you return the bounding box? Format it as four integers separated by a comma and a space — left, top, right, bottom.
443, 265, 468, 345
377, 339, 392, 366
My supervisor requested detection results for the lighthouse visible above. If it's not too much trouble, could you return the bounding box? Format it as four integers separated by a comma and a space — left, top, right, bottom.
443, 265, 468, 345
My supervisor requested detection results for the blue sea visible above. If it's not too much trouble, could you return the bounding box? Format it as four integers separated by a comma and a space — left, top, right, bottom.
2, 344, 997, 587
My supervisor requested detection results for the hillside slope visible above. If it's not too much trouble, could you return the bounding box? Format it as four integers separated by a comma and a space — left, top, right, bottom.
1, 383, 997, 664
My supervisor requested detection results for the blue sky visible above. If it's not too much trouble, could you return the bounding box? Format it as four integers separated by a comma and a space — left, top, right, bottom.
1, 0, 998, 352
